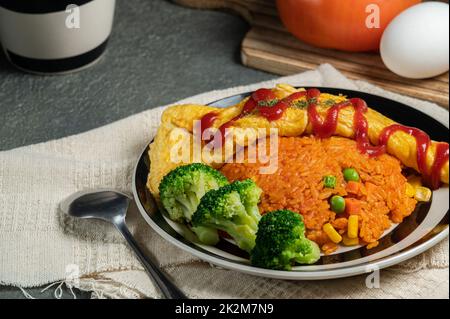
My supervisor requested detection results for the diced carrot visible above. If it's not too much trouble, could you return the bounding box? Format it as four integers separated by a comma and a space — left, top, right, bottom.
345, 198, 361, 214
346, 181, 361, 195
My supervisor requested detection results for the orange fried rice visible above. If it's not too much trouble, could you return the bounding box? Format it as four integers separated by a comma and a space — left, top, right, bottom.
220, 136, 417, 254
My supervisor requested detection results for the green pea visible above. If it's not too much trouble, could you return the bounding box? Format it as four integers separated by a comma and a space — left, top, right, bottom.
343, 168, 360, 182
323, 175, 337, 188
330, 195, 346, 214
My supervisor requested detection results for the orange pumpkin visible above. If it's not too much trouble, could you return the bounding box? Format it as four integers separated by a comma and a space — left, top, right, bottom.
276, 0, 422, 52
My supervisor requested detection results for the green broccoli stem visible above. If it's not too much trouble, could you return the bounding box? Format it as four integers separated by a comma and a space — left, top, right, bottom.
216, 221, 258, 253
191, 226, 219, 245
244, 206, 261, 230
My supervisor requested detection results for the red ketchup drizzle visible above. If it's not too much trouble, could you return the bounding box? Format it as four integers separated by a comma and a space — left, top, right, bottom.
284, 91, 307, 102
351, 98, 386, 157
200, 111, 218, 137
308, 93, 351, 138
200, 89, 276, 147
222, 89, 280, 141
379, 125, 430, 175
430, 143, 449, 190
200, 87, 449, 189
379, 125, 449, 189
218, 89, 277, 142
252, 88, 286, 121
252, 88, 277, 102
307, 89, 328, 138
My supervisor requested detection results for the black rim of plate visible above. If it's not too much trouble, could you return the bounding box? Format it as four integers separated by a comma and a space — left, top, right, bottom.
133, 87, 449, 278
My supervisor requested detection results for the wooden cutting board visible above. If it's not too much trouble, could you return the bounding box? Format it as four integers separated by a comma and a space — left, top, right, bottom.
173, 0, 449, 108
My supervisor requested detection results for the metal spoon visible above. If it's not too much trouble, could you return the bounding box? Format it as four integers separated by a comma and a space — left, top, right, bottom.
60, 189, 187, 299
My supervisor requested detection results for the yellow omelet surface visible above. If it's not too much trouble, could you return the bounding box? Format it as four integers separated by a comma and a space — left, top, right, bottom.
147, 85, 449, 198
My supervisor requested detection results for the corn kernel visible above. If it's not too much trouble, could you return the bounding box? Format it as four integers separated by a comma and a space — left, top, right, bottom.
405, 183, 416, 197
323, 223, 342, 244
342, 235, 359, 246
407, 175, 422, 188
414, 186, 432, 202
347, 215, 359, 239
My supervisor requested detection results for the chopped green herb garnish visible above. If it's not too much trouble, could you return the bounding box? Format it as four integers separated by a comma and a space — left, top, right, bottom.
323, 175, 337, 188
323, 99, 337, 106
293, 100, 309, 108
258, 99, 278, 107
308, 97, 318, 105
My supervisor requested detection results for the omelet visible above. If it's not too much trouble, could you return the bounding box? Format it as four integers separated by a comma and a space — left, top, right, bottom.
147, 84, 449, 198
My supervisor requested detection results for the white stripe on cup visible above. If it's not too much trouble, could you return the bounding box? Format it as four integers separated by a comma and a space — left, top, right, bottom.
0, 0, 115, 60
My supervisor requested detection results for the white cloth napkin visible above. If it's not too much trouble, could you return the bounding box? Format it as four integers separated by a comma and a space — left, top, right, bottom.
0, 64, 448, 299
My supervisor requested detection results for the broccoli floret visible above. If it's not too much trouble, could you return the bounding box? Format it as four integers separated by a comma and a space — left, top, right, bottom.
159, 163, 229, 223
251, 210, 320, 270
191, 226, 220, 245
192, 179, 262, 252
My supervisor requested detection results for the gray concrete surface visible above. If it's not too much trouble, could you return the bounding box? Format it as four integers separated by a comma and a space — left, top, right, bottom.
0, 0, 274, 298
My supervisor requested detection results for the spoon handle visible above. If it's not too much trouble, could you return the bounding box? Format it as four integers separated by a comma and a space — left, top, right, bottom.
115, 222, 187, 299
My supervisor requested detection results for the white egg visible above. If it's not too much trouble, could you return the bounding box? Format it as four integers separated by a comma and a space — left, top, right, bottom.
380, 2, 449, 79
